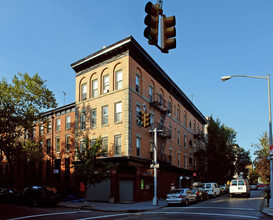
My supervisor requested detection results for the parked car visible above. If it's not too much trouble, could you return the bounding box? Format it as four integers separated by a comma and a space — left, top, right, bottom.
219, 185, 228, 195
19, 186, 60, 207
0, 188, 19, 204
229, 179, 250, 198
191, 187, 209, 202
166, 188, 197, 206
250, 184, 258, 190
203, 183, 221, 198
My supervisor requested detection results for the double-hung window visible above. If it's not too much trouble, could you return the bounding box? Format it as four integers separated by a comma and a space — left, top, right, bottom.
149, 86, 153, 102
115, 135, 121, 155
47, 121, 52, 134
80, 113, 86, 130
46, 139, 51, 155
56, 118, 61, 131
91, 109, 97, 128
81, 83, 87, 101
103, 75, 109, 94
135, 75, 140, 93
65, 135, 70, 152
136, 137, 141, 157
66, 116, 71, 129
92, 79, 98, 98
115, 102, 122, 123
56, 137, 60, 153
102, 137, 108, 156
102, 106, 108, 125
115, 70, 122, 90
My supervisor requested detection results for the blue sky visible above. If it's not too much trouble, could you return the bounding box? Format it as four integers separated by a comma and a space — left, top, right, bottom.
1, 0, 273, 161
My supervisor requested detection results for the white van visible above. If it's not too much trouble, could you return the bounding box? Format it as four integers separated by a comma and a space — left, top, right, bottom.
229, 179, 250, 198
203, 182, 220, 197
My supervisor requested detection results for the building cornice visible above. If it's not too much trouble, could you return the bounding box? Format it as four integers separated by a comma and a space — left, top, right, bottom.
71, 36, 207, 125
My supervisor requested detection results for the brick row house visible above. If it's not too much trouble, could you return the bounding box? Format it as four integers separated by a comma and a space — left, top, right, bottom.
0, 36, 207, 202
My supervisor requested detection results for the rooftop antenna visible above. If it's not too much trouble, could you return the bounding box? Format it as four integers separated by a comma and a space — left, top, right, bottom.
63, 91, 66, 105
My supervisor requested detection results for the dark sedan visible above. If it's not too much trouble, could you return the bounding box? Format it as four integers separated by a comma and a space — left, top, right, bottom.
191, 187, 209, 202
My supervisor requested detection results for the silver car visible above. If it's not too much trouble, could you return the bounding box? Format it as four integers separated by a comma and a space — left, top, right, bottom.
166, 188, 197, 206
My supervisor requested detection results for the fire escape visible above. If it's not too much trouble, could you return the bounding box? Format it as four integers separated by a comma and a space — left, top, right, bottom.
149, 93, 172, 163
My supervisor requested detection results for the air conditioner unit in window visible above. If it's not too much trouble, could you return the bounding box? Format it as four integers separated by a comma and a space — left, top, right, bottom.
104, 89, 109, 93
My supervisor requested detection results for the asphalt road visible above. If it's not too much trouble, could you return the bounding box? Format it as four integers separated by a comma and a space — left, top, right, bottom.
0, 189, 270, 220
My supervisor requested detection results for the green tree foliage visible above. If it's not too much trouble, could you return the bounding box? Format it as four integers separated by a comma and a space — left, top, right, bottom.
72, 136, 117, 195
0, 73, 57, 162
253, 132, 270, 184
234, 145, 251, 179
206, 117, 237, 184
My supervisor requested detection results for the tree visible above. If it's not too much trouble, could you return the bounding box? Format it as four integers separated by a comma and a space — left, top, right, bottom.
0, 73, 57, 163
234, 145, 252, 179
249, 169, 259, 184
72, 136, 117, 199
253, 132, 270, 184
206, 117, 237, 184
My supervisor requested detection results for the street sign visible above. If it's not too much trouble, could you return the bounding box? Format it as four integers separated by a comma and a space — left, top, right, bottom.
270, 145, 273, 155
150, 163, 160, 169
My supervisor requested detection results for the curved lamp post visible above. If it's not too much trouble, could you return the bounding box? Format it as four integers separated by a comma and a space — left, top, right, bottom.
221, 74, 273, 208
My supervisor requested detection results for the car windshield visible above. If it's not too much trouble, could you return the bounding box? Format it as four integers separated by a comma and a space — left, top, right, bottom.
170, 189, 184, 194
205, 184, 211, 188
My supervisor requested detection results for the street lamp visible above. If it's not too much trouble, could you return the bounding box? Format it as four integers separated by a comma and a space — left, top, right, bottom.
221, 74, 273, 208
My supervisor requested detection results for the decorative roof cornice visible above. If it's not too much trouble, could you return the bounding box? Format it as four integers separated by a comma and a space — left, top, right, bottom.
71, 36, 207, 124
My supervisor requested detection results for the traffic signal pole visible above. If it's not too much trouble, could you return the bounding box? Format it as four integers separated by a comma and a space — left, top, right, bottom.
153, 127, 158, 206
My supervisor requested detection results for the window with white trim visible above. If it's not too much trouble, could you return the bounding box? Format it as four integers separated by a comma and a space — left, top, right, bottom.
81, 83, 87, 101
92, 79, 98, 98
102, 106, 108, 125
115, 102, 122, 123
103, 75, 109, 94
115, 70, 122, 90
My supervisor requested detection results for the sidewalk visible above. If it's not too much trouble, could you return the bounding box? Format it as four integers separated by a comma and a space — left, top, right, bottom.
261, 198, 273, 217
58, 199, 168, 212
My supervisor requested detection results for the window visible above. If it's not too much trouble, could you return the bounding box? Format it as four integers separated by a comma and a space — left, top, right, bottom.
65, 135, 71, 152
115, 70, 122, 90
115, 102, 122, 123
115, 135, 121, 155
66, 116, 71, 129
56, 137, 60, 153
177, 107, 180, 122
174, 128, 176, 138
91, 139, 96, 146
168, 101, 172, 116
102, 137, 108, 155
178, 152, 181, 167
184, 135, 187, 148
80, 141, 86, 153
183, 111, 187, 127
103, 75, 109, 93
136, 137, 141, 157
149, 86, 153, 102
178, 130, 180, 145
81, 83, 87, 101
102, 106, 108, 125
80, 113, 86, 130
46, 139, 51, 155
169, 124, 172, 140
169, 148, 173, 163
184, 154, 187, 169
135, 74, 140, 93
56, 118, 61, 131
91, 109, 97, 128
47, 121, 52, 133
39, 125, 43, 136
92, 79, 98, 98
189, 157, 193, 166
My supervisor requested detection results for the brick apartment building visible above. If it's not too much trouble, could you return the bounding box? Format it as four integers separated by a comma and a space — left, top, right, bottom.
0, 36, 207, 203
71, 36, 207, 202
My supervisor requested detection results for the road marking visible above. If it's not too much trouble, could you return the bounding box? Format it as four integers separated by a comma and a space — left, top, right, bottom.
7, 210, 92, 220
148, 211, 259, 219
76, 213, 131, 220
175, 206, 255, 211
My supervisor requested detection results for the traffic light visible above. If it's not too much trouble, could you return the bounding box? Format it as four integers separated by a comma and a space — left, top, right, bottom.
161, 15, 176, 53
143, 113, 151, 128
137, 110, 144, 127
144, 1, 160, 45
